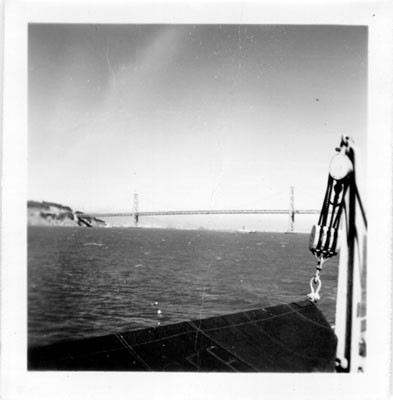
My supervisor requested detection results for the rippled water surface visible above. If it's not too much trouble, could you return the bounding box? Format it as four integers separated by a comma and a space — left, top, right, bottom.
28, 226, 339, 348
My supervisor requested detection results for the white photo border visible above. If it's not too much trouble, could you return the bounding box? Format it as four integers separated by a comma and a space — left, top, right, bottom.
1, 1, 393, 399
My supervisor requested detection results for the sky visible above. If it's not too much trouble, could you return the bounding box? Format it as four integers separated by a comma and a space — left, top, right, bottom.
28, 24, 367, 230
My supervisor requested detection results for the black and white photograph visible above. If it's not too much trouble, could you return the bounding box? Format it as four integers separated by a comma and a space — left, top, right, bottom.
27, 22, 368, 372
1, 1, 393, 399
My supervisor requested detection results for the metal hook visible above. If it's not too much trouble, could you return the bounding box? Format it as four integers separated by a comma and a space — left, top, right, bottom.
307, 275, 322, 303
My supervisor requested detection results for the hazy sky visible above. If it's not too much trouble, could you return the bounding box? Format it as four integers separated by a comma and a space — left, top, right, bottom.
28, 24, 367, 229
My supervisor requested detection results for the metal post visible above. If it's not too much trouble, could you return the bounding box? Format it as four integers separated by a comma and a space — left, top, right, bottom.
334, 145, 365, 372
288, 186, 295, 232
345, 172, 356, 371
133, 192, 139, 227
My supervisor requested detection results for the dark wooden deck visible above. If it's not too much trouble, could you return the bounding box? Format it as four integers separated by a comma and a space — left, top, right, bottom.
28, 300, 337, 372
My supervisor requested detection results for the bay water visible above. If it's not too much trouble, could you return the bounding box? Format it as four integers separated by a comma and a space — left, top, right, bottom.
28, 226, 338, 348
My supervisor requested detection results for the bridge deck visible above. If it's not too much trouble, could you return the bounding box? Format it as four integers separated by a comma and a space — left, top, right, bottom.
78, 209, 320, 218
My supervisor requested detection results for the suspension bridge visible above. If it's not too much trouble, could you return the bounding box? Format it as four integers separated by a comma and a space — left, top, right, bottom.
78, 187, 320, 232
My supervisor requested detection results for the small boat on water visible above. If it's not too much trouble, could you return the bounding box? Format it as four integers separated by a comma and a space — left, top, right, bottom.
237, 228, 257, 234
28, 136, 366, 372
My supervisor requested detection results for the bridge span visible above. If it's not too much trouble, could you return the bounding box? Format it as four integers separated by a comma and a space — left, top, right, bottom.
78, 209, 319, 218
77, 188, 320, 231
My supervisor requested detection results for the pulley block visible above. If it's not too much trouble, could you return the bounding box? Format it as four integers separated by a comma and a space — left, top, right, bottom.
309, 224, 339, 258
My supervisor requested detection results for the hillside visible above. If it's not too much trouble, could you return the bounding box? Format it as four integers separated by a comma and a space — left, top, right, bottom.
27, 201, 106, 227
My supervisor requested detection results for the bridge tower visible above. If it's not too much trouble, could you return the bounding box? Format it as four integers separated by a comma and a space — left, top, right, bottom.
133, 192, 139, 227
287, 186, 295, 232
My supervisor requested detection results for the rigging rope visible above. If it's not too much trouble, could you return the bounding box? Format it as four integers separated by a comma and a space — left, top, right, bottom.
354, 182, 368, 229
306, 136, 367, 372
307, 137, 355, 303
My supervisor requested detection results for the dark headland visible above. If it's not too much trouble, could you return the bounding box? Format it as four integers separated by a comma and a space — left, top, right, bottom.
27, 201, 106, 227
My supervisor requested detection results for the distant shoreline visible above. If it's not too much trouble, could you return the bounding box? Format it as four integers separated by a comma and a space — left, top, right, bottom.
27, 200, 106, 228
27, 200, 311, 233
